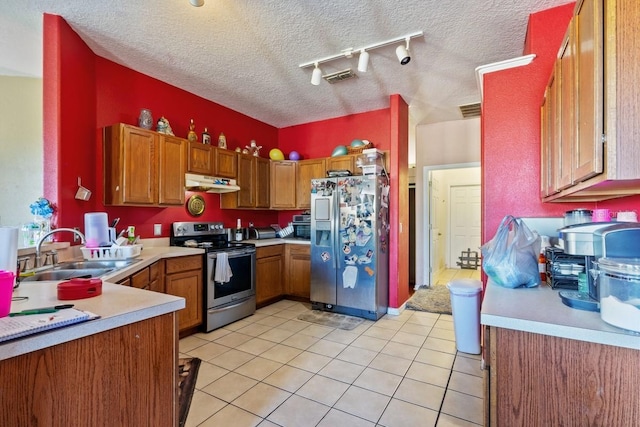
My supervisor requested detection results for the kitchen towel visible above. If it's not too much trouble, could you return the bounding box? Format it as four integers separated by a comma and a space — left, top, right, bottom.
214, 252, 233, 283
0, 227, 18, 287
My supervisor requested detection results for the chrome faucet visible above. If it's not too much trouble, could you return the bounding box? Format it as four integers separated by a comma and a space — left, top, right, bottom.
35, 228, 86, 268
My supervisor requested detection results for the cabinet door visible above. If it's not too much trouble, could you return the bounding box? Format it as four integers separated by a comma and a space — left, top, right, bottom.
188, 142, 214, 175
131, 266, 150, 290
327, 155, 355, 174
237, 154, 256, 208
256, 246, 284, 305
158, 134, 186, 205
165, 269, 203, 332
574, 0, 604, 183
558, 22, 575, 190
149, 261, 164, 293
270, 161, 297, 209
255, 157, 271, 208
216, 148, 237, 178
296, 159, 326, 209
104, 124, 157, 205
540, 88, 552, 198
286, 245, 310, 298
548, 62, 561, 195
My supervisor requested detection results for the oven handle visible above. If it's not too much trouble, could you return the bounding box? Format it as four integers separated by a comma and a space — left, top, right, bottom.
207, 299, 253, 314
208, 249, 255, 258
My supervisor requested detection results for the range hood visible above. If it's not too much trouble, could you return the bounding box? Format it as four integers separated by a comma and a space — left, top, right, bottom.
185, 173, 240, 193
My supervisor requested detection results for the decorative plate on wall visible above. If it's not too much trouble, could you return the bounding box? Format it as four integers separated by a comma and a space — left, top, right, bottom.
187, 195, 205, 216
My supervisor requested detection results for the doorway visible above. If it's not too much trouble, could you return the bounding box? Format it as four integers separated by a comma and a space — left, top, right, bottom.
421, 164, 481, 289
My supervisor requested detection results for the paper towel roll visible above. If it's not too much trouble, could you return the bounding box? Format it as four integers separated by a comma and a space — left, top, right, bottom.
0, 227, 19, 285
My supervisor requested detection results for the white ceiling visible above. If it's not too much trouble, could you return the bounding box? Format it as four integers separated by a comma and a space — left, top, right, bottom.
0, 0, 570, 128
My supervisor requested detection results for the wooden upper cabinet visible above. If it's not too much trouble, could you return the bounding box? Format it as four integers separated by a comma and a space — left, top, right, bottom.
104, 123, 158, 206
237, 154, 256, 208
296, 158, 326, 209
540, 88, 551, 198
221, 154, 270, 209
187, 142, 214, 175
548, 63, 560, 196
543, 0, 640, 201
256, 157, 271, 208
558, 21, 575, 191
327, 155, 356, 175
270, 161, 297, 209
158, 134, 186, 205
216, 148, 237, 178
574, 0, 603, 183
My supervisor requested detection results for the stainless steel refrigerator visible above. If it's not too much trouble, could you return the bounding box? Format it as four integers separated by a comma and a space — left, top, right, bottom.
310, 175, 390, 320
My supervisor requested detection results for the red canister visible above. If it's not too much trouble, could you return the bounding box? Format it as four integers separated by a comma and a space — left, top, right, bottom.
57, 278, 102, 300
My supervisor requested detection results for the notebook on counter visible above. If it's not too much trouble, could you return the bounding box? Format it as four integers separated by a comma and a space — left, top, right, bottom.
0, 308, 98, 343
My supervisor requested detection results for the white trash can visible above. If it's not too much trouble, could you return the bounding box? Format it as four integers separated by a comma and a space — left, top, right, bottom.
446, 278, 482, 354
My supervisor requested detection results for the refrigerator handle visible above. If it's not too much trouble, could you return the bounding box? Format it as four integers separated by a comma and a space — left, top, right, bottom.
333, 183, 341, 271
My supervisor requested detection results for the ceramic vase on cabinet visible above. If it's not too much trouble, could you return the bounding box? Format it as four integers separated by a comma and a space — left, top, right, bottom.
138, 109, 153, 130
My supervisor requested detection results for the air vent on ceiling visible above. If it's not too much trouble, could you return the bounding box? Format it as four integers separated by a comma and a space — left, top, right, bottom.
459, 102, 481, 118
323, 69, 357, 84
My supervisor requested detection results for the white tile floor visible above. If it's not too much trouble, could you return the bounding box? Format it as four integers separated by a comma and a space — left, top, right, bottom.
179, 299, 484, 427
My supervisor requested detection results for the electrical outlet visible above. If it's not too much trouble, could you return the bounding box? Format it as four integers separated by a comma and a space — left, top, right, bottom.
73, 227, 81, 242
154, 224, 162, 236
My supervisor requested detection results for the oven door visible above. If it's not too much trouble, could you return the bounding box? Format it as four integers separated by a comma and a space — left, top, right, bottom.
207, 248, 256, 308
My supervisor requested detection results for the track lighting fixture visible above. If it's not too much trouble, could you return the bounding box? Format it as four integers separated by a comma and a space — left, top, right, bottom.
311, 63, 323, 86
189, 0, 204, 7
357, 49, 370, 72
299, 31, 423, 84
396, 37, 411, 65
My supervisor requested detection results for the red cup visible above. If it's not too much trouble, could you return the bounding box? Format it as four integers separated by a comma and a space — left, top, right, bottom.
0, 270, 15, 317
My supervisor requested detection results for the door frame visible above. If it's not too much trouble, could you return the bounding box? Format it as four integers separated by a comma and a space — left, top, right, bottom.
422, 162, 480, 288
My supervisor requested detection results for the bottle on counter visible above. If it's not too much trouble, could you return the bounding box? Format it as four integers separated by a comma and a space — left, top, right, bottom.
235, 219, 243, 241
538, 235, 550, 284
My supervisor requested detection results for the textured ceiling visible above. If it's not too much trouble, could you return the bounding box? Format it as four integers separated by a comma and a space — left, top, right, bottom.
0, 0, 570, 128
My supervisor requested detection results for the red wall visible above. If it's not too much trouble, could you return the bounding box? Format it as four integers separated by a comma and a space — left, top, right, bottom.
278, 108, 391, 159
482, 3, 576, 242
43, 14, 280, 238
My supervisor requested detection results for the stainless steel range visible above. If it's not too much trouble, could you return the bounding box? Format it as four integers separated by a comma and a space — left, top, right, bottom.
170, 221, 256, 332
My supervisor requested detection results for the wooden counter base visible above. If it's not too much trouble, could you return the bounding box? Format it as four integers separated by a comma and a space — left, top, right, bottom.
0, 313, 178, 426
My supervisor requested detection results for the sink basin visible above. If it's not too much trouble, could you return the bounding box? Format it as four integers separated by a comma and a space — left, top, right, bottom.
54, 259, 140, 270
22, 268, 114, 282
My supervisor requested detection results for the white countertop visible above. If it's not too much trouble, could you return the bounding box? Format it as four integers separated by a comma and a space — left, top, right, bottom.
1, 246, 204, 360
481, 282, 640, 350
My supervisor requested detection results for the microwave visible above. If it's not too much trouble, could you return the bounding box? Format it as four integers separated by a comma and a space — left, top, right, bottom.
292, 214, 311, 239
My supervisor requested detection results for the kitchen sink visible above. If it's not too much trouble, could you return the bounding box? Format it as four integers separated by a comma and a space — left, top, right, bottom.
54, 259, 140, 270
21, 268, 114, 282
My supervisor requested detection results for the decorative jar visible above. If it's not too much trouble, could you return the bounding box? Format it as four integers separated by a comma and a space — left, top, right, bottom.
138, 108, 153, 129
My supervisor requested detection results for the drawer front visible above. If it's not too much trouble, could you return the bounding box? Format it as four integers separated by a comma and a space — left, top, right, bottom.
257, 245, 283, 259
165, 255, 203, 274
131, 267, 150, 289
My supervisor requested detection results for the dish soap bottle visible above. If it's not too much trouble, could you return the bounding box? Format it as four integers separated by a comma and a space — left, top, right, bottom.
235, 219, 243, 241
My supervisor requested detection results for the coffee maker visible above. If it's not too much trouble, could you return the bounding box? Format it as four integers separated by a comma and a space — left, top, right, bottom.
558, 222, 640, 310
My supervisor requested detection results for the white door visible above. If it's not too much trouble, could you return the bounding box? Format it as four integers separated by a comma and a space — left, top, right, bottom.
449, 185, 481, 268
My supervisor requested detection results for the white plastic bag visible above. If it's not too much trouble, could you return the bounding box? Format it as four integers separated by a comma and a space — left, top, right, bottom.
481, 215, 541, 288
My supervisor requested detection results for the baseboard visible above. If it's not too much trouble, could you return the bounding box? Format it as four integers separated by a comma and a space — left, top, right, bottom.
387, 301, 407, 316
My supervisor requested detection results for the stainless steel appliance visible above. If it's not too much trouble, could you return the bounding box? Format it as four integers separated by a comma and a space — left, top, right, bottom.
170, 221, 256, 332
292, 214, 311, 239
310, 175, 390, 320
555, 222, 640, 311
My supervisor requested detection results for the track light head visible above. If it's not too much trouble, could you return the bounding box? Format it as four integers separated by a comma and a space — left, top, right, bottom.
357, 49, 369, 73
189, 0, 204, 6
396, 38, 411, 65
311, 63, 322, 85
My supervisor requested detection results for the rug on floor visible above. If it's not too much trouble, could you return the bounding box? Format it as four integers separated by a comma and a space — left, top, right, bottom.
297, 310, 364, 330
406, 284, 452, 314
178, 357, 201, 427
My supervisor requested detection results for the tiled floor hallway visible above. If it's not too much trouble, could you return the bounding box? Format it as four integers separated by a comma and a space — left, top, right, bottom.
179, 295, 484, 426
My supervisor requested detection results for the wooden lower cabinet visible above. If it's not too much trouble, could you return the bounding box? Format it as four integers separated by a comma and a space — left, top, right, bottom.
164, 255, 203, 333
285, 245, 311, 299
129, 261, 163, 293
255, 245, 284, 306
0, 314, 178, 426
485, 326, 640, 426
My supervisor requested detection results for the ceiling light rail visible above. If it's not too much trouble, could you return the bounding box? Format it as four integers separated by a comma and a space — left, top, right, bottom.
299, 31, 423, 84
